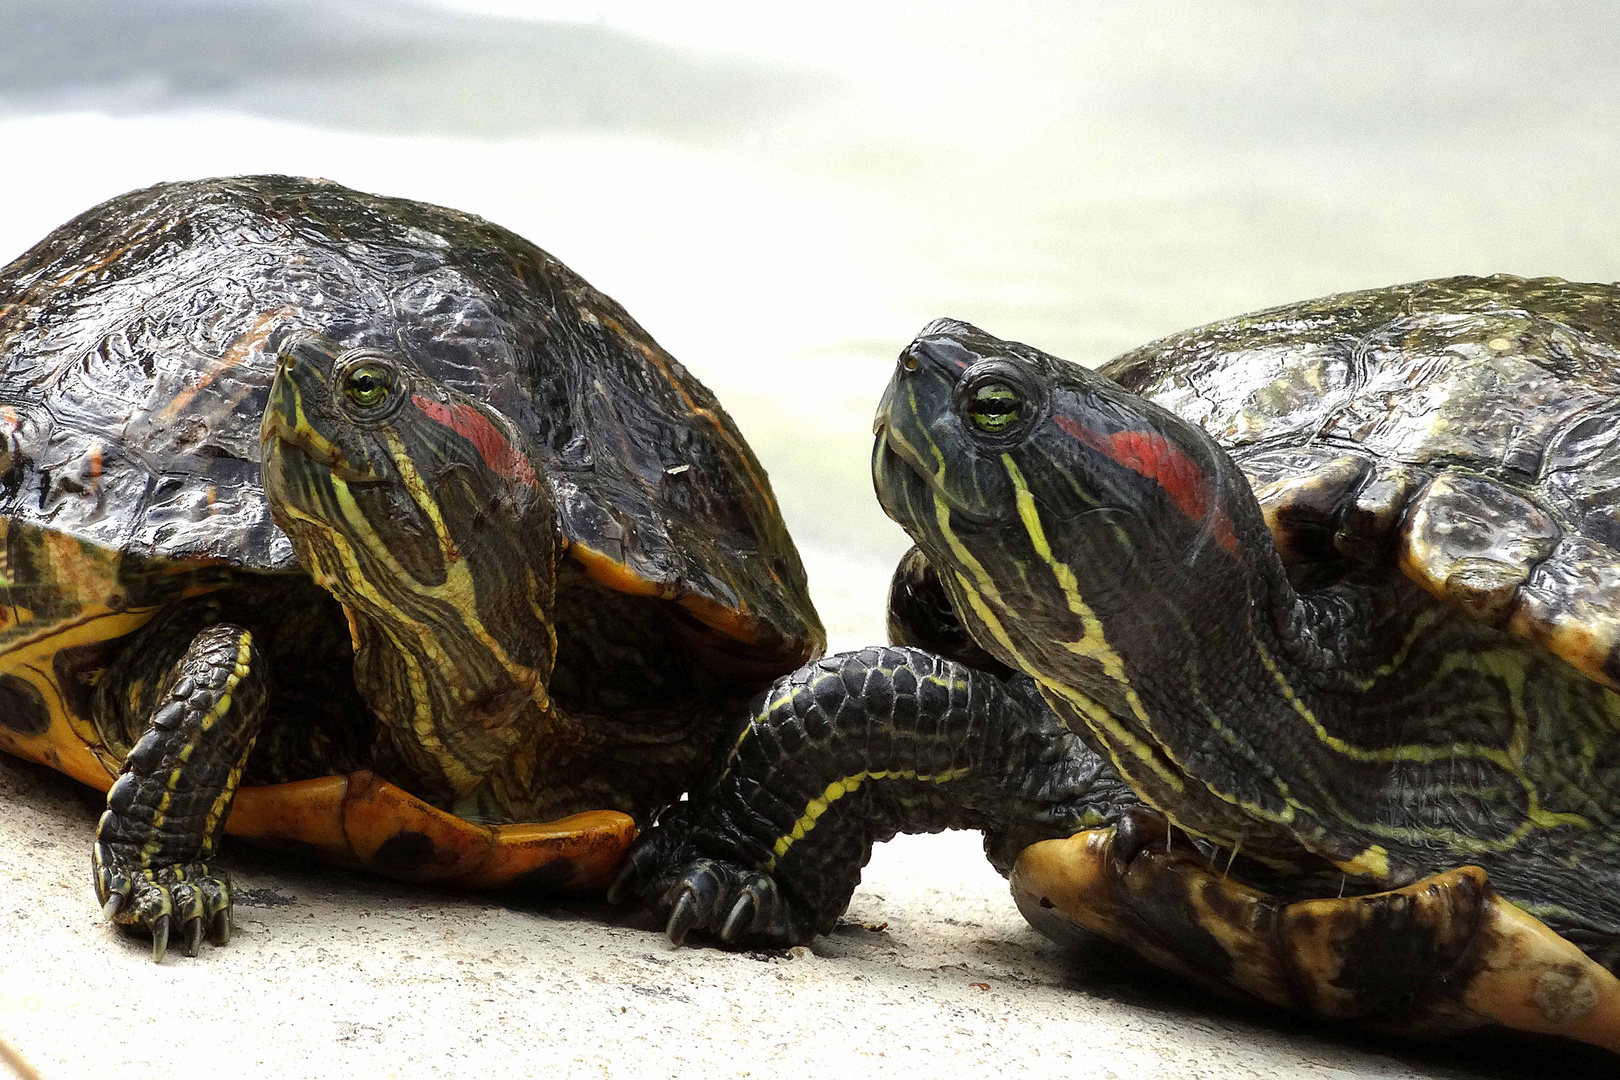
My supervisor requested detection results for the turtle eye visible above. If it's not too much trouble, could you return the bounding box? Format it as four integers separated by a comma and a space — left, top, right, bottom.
343, 363, 393, 410
953, 360, 1043, 442
968, 381, 1023, 434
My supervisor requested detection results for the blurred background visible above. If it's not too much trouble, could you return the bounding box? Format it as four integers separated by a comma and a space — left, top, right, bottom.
2, 0, 1618, 647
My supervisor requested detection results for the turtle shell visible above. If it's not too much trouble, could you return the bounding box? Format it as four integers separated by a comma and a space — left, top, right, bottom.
0, 175, 822, 665
1101, 274, 1620, 688
0, 177, 823, 890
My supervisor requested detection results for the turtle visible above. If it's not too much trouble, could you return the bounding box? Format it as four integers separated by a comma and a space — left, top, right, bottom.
610, 275, 1620, 1053
0, 175, 824, 961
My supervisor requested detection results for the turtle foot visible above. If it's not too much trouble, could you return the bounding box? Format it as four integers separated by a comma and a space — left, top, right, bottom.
89, 622, 263, 960
95, 855, 232, 962
608, 807, 815, 947
655, 859, 797, 946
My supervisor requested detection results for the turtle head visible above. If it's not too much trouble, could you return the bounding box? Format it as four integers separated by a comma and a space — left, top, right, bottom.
872, 319, 1269, 681
261, 331, 558, 795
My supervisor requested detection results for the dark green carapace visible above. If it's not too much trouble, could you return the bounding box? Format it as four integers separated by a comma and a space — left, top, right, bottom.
0, 176, 823, 959
618, 277, 1620, 1052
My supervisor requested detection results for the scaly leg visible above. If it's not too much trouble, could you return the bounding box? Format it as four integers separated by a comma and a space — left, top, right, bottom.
93, 624, 268, 961
610, 645, 1134, 944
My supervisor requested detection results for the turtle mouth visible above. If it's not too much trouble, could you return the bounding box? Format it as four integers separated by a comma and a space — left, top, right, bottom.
871, 423, 997, 530
261, 368, 374, 484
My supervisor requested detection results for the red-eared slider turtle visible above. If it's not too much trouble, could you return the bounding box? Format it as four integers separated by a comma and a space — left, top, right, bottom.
0, 176, 823, 960
613, 276, 1620, 1052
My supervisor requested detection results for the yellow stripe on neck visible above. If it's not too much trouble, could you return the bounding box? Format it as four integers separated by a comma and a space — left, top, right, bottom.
999, 454, 1184, 794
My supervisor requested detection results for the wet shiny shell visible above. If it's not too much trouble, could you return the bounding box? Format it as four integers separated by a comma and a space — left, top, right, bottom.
0, 175, 822, 662
1102, 275, 1620, 689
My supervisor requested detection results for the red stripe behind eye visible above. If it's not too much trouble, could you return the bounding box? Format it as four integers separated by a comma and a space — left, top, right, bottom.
412, 394, 541, 490
1053, 414, 1237, 553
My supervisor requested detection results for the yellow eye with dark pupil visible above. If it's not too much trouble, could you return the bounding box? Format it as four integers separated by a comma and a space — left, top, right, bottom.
969, 381, 1021, 433
345, 365, 390, 408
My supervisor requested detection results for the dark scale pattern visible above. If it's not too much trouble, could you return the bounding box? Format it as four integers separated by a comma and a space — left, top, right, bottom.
92, 624, 269, 961
615, 646, 1136, 945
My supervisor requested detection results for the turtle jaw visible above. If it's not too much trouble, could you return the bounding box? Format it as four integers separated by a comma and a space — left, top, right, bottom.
871, 335, 1015, 532
261, 335, 388, 489
261, 347, 356, 588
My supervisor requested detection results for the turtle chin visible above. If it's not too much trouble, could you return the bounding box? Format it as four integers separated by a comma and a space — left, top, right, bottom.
871, 425, 1002, 535
260, 439, 365, 594
871, 428, 913, 524
261, 407, 339, 480
259, 422, 330, 534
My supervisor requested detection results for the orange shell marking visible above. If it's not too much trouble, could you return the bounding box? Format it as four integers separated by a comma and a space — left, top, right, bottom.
1012, 830, 1620, 1053
226, 771, 636, 891
566, 541, 774, 651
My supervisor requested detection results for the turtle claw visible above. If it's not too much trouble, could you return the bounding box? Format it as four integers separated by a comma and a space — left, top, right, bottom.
97, 864, 132, 920
1111, 806, 1171, 870
719, 872, 788, 944
666, 886, 702, 946
610, 805, 816, 947
91, 851, 235, 961
646, 855, 805, 947
720, 892, 757, 944
211, 906, 233, 947
150, 914, 170, 963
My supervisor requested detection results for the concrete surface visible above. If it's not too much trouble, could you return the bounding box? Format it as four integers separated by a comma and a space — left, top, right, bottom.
1, 697, 1611, 1079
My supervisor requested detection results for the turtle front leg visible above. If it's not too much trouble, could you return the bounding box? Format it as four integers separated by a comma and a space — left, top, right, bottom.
1012, 823, 1620, 1053
94, 624, 268, 961
609, 645, 1135, 945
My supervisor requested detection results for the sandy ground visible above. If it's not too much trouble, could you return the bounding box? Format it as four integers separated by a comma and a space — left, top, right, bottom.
1, 663, 1612, 1080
